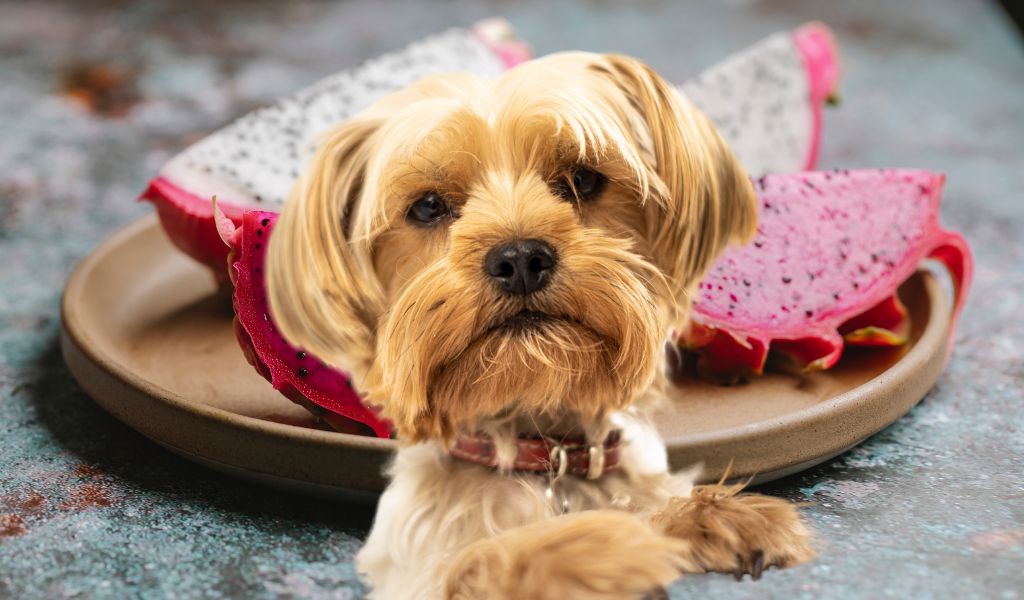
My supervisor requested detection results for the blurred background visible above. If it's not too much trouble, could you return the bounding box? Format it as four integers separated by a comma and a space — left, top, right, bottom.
1, 1, 1021, 599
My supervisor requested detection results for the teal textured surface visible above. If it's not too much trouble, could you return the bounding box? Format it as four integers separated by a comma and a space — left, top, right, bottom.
1, 1, 1022, 598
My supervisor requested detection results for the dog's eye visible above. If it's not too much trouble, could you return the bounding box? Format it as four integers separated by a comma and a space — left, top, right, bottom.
573, 168, 605, 199
554, 167, 606, 202
406, 192, 450, 226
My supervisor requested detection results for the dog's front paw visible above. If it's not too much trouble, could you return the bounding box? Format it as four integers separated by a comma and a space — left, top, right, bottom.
651, 481, 814, 580
445, 510, 687, 600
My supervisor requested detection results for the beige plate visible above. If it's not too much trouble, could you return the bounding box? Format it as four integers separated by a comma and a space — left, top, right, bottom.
61, 216, 952, 499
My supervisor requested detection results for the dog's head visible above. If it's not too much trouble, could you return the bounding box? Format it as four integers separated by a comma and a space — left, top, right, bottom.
266, 53, 757, 442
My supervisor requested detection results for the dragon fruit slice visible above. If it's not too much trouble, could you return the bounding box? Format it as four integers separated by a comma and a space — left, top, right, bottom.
679, 169, 973, 381
143, 20, 529, 288
217, 205, 392, 437
683, 22, 839, 174
142, 22, 839, 287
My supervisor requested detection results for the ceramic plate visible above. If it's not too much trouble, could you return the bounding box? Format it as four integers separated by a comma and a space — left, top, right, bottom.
60, 217, 952, 499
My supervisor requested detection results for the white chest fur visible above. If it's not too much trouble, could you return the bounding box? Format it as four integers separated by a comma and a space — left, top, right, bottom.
356, 412, 697, 599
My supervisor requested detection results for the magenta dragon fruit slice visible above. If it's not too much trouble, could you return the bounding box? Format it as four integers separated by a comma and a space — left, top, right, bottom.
142, 20, 530, 288
677, 169, 973, 382
217, 206, 392, 437
141, 22, 839, 288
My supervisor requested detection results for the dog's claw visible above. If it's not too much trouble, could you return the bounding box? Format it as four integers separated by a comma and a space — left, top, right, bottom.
725, 550, 767, 582
751, 550, 765, 581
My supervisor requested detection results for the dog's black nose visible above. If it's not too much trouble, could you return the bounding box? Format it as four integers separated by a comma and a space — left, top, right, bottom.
484, 239, 557, 296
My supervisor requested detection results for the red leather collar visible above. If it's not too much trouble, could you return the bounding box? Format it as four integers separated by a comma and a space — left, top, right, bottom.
449, 430, 623, 479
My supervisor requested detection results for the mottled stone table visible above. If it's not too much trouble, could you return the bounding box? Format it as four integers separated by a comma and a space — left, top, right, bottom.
1, 1, 1021, 598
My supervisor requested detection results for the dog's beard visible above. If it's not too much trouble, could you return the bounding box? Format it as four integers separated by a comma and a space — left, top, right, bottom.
368, 234, 668, 442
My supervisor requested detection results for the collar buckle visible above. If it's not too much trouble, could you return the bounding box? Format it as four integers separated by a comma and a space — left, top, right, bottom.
548, 443, 569, 479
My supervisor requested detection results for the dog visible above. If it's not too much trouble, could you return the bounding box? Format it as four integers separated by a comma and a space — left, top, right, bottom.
265, 51, 814, 599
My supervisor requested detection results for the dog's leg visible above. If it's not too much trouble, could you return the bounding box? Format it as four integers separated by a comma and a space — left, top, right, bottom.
650, 479, 814, 579
443, 510, 691, 600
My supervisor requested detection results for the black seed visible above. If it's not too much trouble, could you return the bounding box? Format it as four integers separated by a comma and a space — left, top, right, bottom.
742, 279, 751, 287
297, 351, 306, 360
833, 293, 841, 300
754, 241, 764, 248
261, 218, 270, 226
871, 253, 879, 263
256, 229, 263, 237
782, 276, 792, 284
297, 367, 309, 378
805, 310, 813, 318
255, 243, 261, 250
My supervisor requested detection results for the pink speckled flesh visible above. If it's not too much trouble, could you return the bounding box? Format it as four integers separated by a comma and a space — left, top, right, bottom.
683, 169, 972, 378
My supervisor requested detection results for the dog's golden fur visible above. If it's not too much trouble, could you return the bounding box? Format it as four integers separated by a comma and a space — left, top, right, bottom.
266, 52, 812, 598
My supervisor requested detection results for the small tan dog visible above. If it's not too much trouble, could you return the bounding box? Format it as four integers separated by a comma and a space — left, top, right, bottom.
266, 52, 813, 599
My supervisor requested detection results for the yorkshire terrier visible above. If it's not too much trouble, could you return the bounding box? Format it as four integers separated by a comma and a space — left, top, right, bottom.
266, 52, 814, 599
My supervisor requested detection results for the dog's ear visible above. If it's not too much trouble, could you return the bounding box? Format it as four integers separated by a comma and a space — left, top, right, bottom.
597, 55, 758, 324
266, 117, 384, 383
